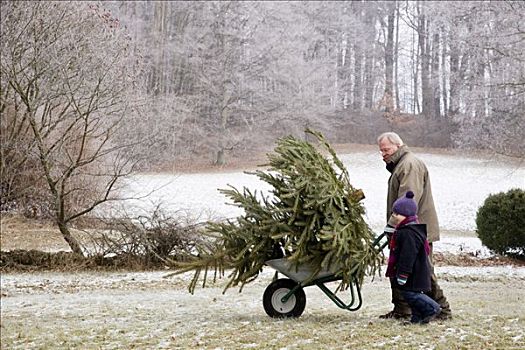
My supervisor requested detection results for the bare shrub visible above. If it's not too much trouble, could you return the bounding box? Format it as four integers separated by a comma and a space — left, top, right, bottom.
87, 206, 206, 267
0, 105, 53, 217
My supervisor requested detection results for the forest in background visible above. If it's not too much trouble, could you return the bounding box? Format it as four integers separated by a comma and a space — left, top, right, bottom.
109, 0, 524, 167
3, 1, 524, 169
1, 1, 524, 245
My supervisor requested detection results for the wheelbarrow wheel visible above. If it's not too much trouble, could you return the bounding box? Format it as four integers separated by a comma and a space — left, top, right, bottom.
263, 278, 306, 318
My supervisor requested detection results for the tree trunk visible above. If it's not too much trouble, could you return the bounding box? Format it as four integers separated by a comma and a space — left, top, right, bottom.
364, 51, 375, 109
337, 35, 348, 109
353, 42, 363, 111
150, 1, 169, 95
394, 3, 401, 110
412, 25, 420, 114
474, 61, 486, 120
441, 31, 448, 118
448, 42, 460, 116
418, 7, 432, 118
363, 5, 376, 109
215, 148, 226, 166
58, 222, 83, 255
384, 2, 396, 114
431, 32, 441, 119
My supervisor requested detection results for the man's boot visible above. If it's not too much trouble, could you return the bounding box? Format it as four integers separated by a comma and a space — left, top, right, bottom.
429, 273, 452, 320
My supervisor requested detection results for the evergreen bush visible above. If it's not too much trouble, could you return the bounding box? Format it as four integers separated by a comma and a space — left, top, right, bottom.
476, 188, 525, 259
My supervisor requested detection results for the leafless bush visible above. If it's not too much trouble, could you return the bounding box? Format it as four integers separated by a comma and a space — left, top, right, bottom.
0, 105, 54, 217
86, 206, 207, 267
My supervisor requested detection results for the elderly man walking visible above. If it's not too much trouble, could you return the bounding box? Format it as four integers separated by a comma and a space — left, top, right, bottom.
377, 131, 452, 320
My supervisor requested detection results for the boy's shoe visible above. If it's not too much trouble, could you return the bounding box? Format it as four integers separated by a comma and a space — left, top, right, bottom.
420, 308, 442, 324
379, 310, 411, 320
436, 311, 452, 320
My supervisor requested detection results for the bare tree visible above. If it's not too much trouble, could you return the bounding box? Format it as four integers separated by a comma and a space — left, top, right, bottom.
430, 1, 525, 155
382, 1, 396, 115
362, 3, 379, 110
1, 1, 142, 254
103, 1, 524, 160
417, 3, 432, 118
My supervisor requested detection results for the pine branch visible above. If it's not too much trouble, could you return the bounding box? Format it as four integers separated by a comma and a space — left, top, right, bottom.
171, 129, 382, 294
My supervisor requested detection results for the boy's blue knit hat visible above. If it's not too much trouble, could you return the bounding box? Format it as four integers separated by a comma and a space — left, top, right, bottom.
392, 191, 418, 217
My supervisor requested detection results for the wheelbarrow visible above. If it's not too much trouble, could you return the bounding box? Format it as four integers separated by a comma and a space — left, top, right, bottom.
262, 232, 388, 318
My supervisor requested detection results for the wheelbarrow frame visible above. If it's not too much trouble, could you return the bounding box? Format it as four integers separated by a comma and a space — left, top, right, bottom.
263, 232, 388, 317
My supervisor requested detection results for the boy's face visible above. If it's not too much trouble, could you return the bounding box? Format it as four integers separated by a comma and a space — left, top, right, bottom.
389, 212, 406, 226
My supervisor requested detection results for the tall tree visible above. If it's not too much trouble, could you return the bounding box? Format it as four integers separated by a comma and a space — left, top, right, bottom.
1, 1, 142, 254
383, 1, 396, 115
363, 2, 378, 110
394, 3, 401, 111
417, 3, 433, 118
431, 32, 441, 118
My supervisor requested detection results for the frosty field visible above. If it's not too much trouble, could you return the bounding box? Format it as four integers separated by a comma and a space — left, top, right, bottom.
1, 266, 525, 349
120, 147, 524, 233
1, 147, 524, 349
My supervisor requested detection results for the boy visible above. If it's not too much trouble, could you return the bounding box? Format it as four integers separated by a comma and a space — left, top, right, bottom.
385, 190, 441, 324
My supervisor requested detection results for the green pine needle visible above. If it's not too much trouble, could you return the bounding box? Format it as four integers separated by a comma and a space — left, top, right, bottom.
173, 129, 383, 294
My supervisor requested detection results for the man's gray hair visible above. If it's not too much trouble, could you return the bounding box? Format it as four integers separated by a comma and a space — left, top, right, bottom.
377, 132, 404, 146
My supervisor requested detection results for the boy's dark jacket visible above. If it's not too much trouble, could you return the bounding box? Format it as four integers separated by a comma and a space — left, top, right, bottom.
388, 223, 431, 292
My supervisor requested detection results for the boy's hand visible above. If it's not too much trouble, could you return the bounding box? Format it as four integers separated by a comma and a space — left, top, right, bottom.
397, 274, 408, 285
383, 224, 395, 238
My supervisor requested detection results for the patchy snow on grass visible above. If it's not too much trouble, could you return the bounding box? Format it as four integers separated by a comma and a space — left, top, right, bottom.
97, 149, 523, 263
2, 265, 525, 349
433, 235, 492, 257
436, 265, 525, 281
117, 150, 524, 233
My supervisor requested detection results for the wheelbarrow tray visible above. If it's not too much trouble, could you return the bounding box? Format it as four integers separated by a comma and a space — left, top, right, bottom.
265, 258, 340, 284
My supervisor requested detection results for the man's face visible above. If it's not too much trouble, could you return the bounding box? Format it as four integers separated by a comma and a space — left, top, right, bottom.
379, 138, 399, 163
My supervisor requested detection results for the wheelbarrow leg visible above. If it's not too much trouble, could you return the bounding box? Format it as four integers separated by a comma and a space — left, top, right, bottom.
272, 270, 279, 282
315, 279, 363, 311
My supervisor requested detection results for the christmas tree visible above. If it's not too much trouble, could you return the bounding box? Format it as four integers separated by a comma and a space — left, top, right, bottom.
175, 129, 382, 294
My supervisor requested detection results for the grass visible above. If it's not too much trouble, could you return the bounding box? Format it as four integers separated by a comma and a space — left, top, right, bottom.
1, 270, 524, 350
1, 214, 524, 349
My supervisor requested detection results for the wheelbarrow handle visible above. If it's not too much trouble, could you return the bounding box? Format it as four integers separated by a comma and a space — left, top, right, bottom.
373, 232, 389, 252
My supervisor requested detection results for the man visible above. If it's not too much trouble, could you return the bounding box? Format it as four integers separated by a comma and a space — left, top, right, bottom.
377, 131, 452, 320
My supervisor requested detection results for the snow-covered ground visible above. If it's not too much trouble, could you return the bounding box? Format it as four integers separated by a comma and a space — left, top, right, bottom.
1, 265, 524, 297
116, 149, 523, 259
2, 266, 524, 349
433, 235, 491, 257
120, 149, 523, 232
